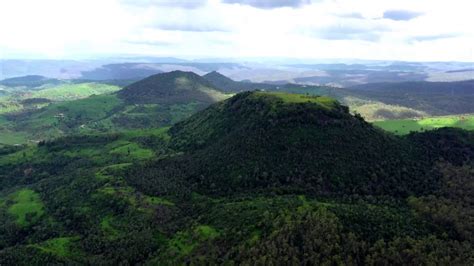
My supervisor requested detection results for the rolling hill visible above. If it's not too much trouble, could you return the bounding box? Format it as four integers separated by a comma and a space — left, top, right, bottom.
0, 71, 232, 144
0, 75, 63, 89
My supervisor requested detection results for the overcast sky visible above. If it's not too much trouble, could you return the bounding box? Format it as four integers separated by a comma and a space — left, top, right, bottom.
0, 0, 473, 61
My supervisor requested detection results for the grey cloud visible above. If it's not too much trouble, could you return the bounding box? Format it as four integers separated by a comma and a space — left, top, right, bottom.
316, 24, 389, 42
409, 34, 458, 42
383, 10, 423, 21
120, 0, 207, 9
222, 0, 311, 9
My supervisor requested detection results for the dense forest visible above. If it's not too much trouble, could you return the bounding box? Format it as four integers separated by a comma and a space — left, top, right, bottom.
0, 91, 472, 264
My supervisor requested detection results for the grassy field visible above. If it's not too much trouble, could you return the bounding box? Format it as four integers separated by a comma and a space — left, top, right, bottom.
0, 100, 22, 114
253, 91, 337, 109
30, 83, 121, 101
374, 114, 474, 135
32, 237, 81, 258
7, 189, 45, 226
0, 129, 28, 145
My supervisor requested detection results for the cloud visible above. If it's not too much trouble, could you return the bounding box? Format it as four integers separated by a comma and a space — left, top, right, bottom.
222, 0, 311, 9
383, 10, 423, 21
125, 40, 174, 46
408, 33, 458, 42
156, 23, 229, 32
119, 0, 207, 9
315, 24, 389, 42
336, 12, 365, 19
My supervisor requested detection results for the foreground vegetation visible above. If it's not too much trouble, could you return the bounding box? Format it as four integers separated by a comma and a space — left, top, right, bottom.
0, 92, 472, 264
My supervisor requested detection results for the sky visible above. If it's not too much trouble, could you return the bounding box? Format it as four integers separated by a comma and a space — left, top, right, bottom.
0, 0, 473, 62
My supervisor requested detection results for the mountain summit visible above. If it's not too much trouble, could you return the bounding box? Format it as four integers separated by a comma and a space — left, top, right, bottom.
202, 71, 242, 92
117, 70, 228, 104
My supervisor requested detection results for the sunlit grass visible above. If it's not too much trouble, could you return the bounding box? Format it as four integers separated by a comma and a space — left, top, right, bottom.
7, 189, 45, 226
374, 114, 474, 135
253, 91, 337, 109
31, 83, 120, 101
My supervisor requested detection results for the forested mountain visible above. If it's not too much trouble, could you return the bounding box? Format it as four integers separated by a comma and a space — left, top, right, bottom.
1, 91, 471, 264
131, 91, 473, 197
0, 75, 63, 89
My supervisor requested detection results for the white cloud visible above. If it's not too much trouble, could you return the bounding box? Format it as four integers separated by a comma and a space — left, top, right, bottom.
0, 0, 472, 61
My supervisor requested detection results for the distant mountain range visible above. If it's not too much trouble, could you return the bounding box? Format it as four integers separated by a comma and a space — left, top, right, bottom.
2, 58, 473, 85
347, 80, 474, 115
1, 70, 473, 144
